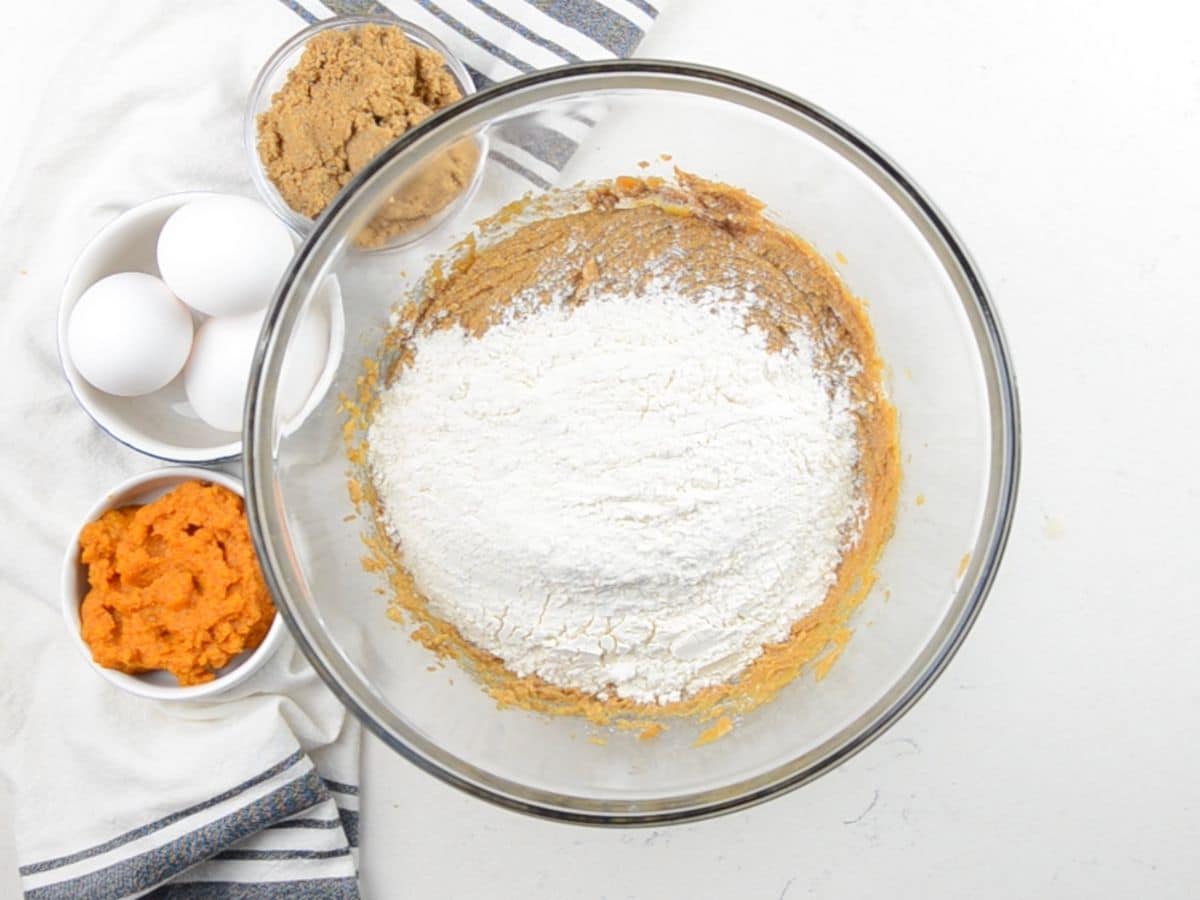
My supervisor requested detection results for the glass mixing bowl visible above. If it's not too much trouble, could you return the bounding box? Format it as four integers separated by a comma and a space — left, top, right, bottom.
244, 61, 1020, 824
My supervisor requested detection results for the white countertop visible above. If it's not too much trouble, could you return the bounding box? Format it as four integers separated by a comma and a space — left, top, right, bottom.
4, 1, 1199, 896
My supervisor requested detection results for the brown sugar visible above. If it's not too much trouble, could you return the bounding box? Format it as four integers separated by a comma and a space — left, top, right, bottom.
256, 24, 473, 246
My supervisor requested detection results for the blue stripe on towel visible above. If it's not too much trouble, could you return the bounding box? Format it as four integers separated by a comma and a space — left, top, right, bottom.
500, 120, 578, 169
267, 816, 344, 830
464, 62, 494, 88
489, 150, 552, 189
214, 848, 351, 861
565, 110, 597, 127
320, 0, 394, 14
339, 808, 361, 847
275, 0, 319, 22
322, 779, 359, 796
411, 0, 535, 73
463, 0, 581, 62
521, 0, 642, 55
147, 878, 361, 899
622, 0, 658, 19
20, 750, 308, 876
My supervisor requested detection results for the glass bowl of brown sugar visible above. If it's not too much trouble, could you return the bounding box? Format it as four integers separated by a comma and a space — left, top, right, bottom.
245, 15, 482, 251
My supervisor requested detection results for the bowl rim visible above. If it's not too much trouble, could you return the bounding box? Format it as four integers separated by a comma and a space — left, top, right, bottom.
244, 13, 481, 249
62, 466, 286, 700
245, 59, 1022, 825
57, 191, 244, 464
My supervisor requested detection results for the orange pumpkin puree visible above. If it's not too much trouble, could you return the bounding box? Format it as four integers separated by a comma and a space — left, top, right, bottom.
78, 481, 274, 686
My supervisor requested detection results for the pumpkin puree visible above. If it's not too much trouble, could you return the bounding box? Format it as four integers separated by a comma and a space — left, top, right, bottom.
78, 481, 274, 686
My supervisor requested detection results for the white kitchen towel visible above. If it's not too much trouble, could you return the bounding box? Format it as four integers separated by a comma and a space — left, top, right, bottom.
10, 643, 362, 900
0, 0, 663, 898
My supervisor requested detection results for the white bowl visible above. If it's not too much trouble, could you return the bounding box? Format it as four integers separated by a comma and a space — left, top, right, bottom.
61, 466, 286, 700
57, 192, 345, 462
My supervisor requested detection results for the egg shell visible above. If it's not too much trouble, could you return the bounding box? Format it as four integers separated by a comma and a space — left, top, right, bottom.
184, 298, 331, 434
157, 196, 295, 317
67, 272, 194, 397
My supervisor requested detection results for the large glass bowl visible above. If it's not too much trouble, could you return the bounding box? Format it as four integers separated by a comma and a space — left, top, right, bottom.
244, 61, 1019, 824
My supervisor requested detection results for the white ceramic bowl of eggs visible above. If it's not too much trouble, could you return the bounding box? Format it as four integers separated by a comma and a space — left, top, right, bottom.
58, 192, 344, 462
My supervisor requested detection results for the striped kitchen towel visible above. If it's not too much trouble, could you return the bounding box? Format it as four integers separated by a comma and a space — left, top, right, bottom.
8, 638, 362, 900
280, 0, 669, 188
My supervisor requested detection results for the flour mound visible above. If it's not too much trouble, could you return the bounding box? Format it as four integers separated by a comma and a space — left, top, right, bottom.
368, 288, 862, 704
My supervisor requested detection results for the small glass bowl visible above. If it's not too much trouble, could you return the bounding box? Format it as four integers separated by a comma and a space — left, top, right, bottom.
244, 14, 482, 251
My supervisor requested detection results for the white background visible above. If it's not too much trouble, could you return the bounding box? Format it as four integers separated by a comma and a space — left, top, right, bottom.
3, 0, 1199, 897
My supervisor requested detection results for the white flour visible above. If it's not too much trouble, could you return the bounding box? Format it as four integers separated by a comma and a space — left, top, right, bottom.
368, 286, 863, 704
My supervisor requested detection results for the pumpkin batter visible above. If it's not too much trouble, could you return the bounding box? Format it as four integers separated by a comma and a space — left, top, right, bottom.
343, 171, 899, 734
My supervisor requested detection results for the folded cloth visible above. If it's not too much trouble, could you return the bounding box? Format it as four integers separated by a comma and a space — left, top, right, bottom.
10, 645, 362, 900
0, 0, 663, 897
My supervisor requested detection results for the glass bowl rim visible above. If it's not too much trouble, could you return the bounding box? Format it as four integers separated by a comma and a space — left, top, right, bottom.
244, 59, 1021, 826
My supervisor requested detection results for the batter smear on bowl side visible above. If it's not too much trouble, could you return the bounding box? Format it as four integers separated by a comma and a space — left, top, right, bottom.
344, 172, 899, 731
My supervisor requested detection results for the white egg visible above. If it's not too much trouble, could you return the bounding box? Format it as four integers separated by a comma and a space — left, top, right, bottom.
276, 294, 332, 424
183, 315, 259, 433
67, 272, 193, 397
184, 299, 331, 433
157, 195, 295, 317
